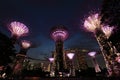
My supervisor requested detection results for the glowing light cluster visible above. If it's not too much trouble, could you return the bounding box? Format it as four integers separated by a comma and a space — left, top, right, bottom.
51, 29, 68, 41
9, 21, 29, 37
67, 53, 75, 60
84, 13, 101, 32
101, 25, 114, 38
88, 51, 96, 57
21, 40, 31, 49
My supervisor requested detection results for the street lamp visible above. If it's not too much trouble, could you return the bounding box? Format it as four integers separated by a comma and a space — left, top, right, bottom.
67, 53, 75, 76
88, 51, 101, 73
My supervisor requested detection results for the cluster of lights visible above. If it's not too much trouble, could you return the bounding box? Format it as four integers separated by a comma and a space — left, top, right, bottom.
84, 13, 101, 32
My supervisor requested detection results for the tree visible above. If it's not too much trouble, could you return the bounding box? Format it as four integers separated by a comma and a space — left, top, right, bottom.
0, 32, 16, 66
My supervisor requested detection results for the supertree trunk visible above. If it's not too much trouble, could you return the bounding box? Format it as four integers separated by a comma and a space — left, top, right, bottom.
95, 29, 120, 77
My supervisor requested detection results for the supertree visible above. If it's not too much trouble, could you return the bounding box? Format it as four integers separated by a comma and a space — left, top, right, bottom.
67, 53, 75, 76
88, 51, 101, 73
19, 40, 31, 55
50, 25, 68, 76
8, 21, 29, 44
49, 58, 54, 77
101, 0, 120, 52
13, 40, 31, 78
84, 13, 120, 77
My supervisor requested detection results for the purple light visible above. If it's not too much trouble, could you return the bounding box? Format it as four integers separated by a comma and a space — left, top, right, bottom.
9, 21, 29, 38
101, 25, 114, 38
67, 53, 75, 60
51, 25, 68, 41
21, 40, 31, 49
49, 58, 54, 62
88, 52, 96, 57
84, 13, 101, 32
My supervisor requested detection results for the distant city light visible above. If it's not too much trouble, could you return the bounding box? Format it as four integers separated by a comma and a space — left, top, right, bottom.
101, 25, 114, 38
67, 53, 75, 60
9, 21, 29, 38
84, 13, 101, 32
21, 40, 31, 49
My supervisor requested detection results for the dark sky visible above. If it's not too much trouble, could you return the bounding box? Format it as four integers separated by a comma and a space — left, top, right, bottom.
0, 0, 103, 62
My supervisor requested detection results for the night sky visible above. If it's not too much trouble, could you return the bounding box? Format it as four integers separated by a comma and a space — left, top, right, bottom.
0, 0, 104, 66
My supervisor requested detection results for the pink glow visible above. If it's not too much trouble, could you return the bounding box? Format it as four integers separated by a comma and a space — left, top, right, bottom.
116, 56, 120, 63
88, 51, 96, 57
84, 13, 101, 32
9, 21, 29, 37
49, 58, 54, 62
67, 53, 75, 59
21, 40, 31, 49
101, 25, 114, 38
51, 30, 68, 41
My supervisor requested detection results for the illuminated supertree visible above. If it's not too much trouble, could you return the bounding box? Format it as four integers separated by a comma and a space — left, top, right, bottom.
84, 13, 120, 77
19, 40, 31, 56
101, 25, 114, 39
49, 58, 55, 77
8, 21, 29, 44
50, 25, 68, 76
88, 52, 101, 73
67, 53, 75, 76
13, 40, 31, 77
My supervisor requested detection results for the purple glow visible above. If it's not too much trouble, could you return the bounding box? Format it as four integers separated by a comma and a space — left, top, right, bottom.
67, 53, 75, 60
101, 25, 114, 38
84, 13, 101, 32
88, 51, 96, 57
51, 30, 68, 41
115, 55, 120, 63
49, 58, 54, 62
9, 21, 29, 37
21, 40, 31, 49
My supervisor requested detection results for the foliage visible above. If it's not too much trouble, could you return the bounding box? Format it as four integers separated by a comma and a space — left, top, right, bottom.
0, 32, 16, 66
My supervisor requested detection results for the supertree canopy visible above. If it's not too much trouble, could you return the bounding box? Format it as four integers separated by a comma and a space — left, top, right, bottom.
101, 25, 114, 38
84, 13, 101, 33
8, 21, 29, 38
50, 25, 68, 41
21, 40, 31, 49
88, 52, 96, 57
